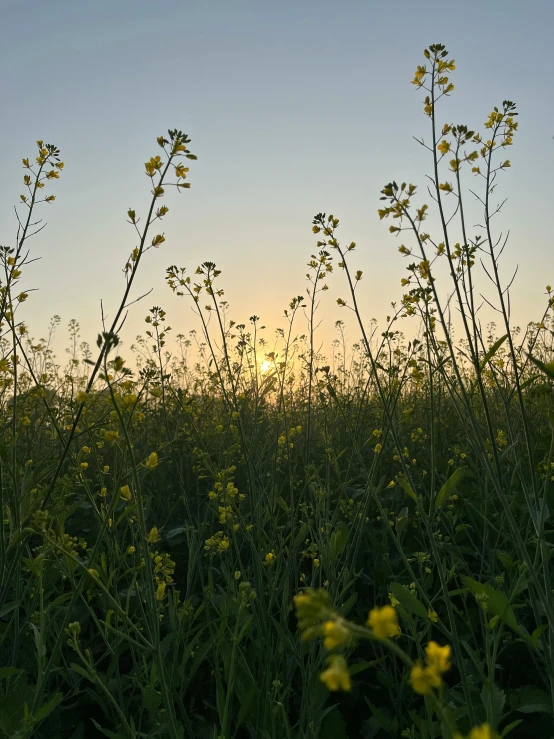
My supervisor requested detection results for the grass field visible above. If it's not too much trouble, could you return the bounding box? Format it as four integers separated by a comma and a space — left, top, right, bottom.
1, 44, 554, 739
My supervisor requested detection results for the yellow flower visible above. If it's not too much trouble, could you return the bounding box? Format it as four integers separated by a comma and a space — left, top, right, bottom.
374, 443, 382, 454
156, 581, 166, 600
437, 140, 450, 155
410, 641, 452, 695
144, 451, 159, 469
127, 545, 136, 554
147, 527, 161, 543
426, 641, 451, 673
264, 551, 276, 566
468, 724, 499, 739
80, 462, 88, 470
120, 485, 132, 502
428, 609, 438, 623
322, 620, 350, 650
410, 662, 441, 695
367, 605, 401, 640
320, 655, 351, 692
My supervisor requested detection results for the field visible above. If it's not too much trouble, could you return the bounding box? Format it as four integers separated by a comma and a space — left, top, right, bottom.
1, 44, 554, 739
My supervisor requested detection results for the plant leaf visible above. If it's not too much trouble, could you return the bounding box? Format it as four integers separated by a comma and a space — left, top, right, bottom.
435, 467, 469, 510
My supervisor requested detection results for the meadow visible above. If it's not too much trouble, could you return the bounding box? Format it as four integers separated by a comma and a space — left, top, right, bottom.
1, 43, 554, 738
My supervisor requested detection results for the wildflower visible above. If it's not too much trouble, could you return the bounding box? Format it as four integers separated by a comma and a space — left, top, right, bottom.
320, 655, 351, 692
264, 551, 276, 566
156, 581, 166, 600
374, 443, 383, 454
127, 545, 136, 554
410, 641, 452, 695
204, 531, 230, 555
428, 610, 438, 623
467, 724, 499, 739
99, 487, 107, 497
103, 465, 110, 473
426, 641, 451, 673
322, 620, 350, 650
120, 485, 132, 502
147, 527, 161, 543
410, 661, 441, 695
144, 451, 159, 469
67, 621, 81, 637
294, 589, 334, 642
367, 605, 401, 640
495, 430, 507, 448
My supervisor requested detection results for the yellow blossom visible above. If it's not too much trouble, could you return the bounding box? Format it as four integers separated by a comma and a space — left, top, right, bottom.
120, 485, 132, 502
320, 655, 351, 692
322, 620, 350, 650
147, 527, 161, 543
144, 451, 159, 469
156, 581, 166, 600
426, 641, 451, 673
367, 605, 401, 640
410, 662, 441, 695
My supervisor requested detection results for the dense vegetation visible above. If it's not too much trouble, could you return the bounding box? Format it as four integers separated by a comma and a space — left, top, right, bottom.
1, 43, 553, 739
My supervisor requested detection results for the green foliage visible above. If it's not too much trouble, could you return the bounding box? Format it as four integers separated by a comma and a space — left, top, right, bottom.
0, 44, 553, 739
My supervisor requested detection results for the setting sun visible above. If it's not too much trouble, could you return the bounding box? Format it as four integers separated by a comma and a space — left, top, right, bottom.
260, 359, 272, 373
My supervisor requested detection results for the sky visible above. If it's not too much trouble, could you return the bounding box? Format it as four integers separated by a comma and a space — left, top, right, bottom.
1, 0, 553, 367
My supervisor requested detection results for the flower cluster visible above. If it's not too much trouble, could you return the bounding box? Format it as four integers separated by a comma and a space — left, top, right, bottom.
409, 641, 451, 695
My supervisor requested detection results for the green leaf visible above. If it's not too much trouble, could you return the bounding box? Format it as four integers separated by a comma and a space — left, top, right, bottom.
531, 624, 548, 648
481, 683, 505, 727
390, 582, 428, 620
0, 601, 18, 619
528, 354, 554, 380
143, 687, 162, 715
501, 720, 523, 737
349, 657, 385, 676
34, 692, 63, 722
321, 707, 347, 739
397, 476, 417, 502
0, 667, 21, 680
516, 685, 552, 714
480, 334, 508, 372
337, 592, 358, 618
435, 467, 469, 510
520, 375, 539, 390
164, 526, 187, 540
330, 522, 350, 562
460, 576, 522, 636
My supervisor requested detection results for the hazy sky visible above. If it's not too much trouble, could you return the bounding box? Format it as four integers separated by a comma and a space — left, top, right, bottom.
1, 0, 553, 365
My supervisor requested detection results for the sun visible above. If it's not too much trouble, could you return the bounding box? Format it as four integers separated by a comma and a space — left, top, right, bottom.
260, 360, 272, 373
